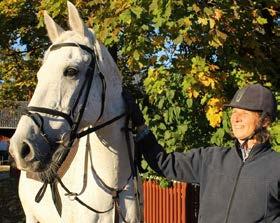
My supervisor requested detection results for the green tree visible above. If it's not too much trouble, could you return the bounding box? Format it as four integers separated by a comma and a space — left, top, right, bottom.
1, 0, 43, 102
80, 0, 280, 153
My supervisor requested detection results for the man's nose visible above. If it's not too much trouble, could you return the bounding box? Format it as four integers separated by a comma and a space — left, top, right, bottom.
232, 114, 241, 122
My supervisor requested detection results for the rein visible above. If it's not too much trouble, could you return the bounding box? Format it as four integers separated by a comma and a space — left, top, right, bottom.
25, 42, 138, 222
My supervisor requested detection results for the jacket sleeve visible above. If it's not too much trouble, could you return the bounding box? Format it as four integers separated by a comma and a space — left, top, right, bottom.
136, 131, 204, 183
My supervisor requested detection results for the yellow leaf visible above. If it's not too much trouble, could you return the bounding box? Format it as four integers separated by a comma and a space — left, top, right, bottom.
268, 8, 277, 17
127, 57, 134, 69
216, 30, 228, 40
184, 35, 193, 45
209, 64, 219, 71
111, 27, 120, 42
198, 17, 208, 26
214, 9, 223, 20
184, 17, 192, 27
209, 35, 222, 48
192, 4, 200, 13
208, 98, 221, 107
198, 72, 216, 88
187, 88, 199, 98
209, 18, 215, 29
148, 68, 154, 76
200, 76, 215, 88
133, 50, 140, 61
252, 9, 258, 18
206, 98, 223, 127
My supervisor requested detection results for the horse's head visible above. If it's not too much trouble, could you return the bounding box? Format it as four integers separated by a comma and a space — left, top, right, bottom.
9, 2, 123, 181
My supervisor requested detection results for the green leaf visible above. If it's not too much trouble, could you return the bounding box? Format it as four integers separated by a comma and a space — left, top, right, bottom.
149, 0, 158, 13
164, 130, 172, 140
141, 24, 149, 31
131, 6, 143, 19
204, 7, 213, 16
163, 0, 172, 19
163, 111, 169, 123
187, 98, 193, 108
158, 123, 166, 130
192, 3, 200, 13
173, 106, 181, 120
119, 9, 131, 24
178, 123, 188, 134
158, 97, 165, 109
159, 178, 171, 188
133, 50, 140, 61
174, 34, 183, 44
210, 128, 225, 146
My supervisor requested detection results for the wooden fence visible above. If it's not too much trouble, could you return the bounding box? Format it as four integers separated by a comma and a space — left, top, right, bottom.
143, 180, 199, 223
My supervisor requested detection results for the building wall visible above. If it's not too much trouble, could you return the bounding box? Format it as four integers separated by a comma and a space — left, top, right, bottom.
0, 129, 15, 164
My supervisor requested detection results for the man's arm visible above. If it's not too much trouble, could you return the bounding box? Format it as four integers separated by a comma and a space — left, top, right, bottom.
136, 128, 203, 183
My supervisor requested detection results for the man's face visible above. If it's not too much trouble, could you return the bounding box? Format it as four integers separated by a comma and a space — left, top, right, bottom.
230, 108, 260, 141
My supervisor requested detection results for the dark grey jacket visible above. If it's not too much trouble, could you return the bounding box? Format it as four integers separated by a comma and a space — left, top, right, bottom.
137, 132, 280, 223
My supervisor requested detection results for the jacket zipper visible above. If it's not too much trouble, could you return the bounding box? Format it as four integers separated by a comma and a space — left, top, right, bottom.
224, 162, 244, 223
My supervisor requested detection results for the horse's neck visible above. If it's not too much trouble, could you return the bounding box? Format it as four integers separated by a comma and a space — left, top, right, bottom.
64, 109, 132, 191
63, 41, 130, 190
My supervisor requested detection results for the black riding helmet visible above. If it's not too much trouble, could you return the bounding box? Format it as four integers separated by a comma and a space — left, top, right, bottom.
224, 84, 277, 122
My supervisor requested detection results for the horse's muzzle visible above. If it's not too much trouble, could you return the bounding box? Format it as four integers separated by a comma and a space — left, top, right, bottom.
9, 137, 52, 172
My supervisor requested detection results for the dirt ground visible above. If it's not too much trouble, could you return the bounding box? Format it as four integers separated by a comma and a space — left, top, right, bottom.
0, 169, 25, 223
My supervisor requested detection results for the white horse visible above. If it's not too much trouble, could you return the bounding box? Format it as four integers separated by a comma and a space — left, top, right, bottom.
9, 2, 142, 223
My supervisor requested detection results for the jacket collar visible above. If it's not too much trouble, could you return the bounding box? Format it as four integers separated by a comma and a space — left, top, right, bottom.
235, 140, 272, 162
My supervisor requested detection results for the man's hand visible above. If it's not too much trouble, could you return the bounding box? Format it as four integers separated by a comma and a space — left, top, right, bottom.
122, 88, 145, 127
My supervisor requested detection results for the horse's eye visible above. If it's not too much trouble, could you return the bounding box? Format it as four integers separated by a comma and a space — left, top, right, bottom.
64, 67, 79, 78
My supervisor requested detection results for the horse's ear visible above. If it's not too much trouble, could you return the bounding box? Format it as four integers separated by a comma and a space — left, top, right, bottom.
67, 1, 96, 44
44, 11, 65, 43
67, 1, 86, 36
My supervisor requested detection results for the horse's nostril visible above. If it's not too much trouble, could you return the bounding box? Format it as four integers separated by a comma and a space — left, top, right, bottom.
21, 143, 31, 159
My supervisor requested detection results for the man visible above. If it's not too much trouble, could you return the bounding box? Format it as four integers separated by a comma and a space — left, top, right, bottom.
123, 83, 280, 223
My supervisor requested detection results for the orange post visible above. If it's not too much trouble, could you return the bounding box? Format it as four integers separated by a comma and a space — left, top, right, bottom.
143, 180, 188, 223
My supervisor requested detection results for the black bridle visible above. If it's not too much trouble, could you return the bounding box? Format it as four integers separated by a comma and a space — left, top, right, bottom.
26, 42, 127, 150
26, 42, 112, 148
